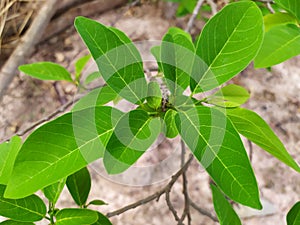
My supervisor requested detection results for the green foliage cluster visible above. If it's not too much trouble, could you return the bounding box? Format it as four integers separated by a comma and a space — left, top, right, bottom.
0, 1, 299, 224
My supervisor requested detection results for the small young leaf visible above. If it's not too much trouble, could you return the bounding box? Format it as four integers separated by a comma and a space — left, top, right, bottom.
254, 24, 300, 68
191, 1, 263, 93
19, 62, 72, 82
104, 109, 161, 174
206, 84, 250, 108
211, 184, 242, 225
88, 199, 107, 206
0, 221, 35, 225
0, 185, 46, 222
0, 136, 22, 185
5, 106, 123, 198
147, 81, 162, 110
264, 12, 298, 32
72, 86, 118, 111
84, 72, 102, 85
227, 108, 300, 172
43, 178, 66, 204
176, 106, 262, 209
163, 109, 179, 138
274, 0, 300, 21
75, 16, 147, 104
66, 167, 91, 207
75, 54, 91, 81
55, 208, 98, 225
92, 212, 112, 225
287, 201, 300, 225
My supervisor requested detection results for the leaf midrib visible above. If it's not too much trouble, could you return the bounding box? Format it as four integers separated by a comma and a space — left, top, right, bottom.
180, 109, 253, 201
192, 6, 253, 94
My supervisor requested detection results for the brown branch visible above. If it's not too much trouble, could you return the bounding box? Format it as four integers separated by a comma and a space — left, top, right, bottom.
106, 155, 194, 218
0, 0, 58, 101
185, 0, 205, 33
248, 140, 253, 162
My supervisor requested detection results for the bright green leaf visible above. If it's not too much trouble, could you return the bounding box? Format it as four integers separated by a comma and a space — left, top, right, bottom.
5, 106, 123, 198
55, 208, 98, 225
19, 62, 73, 82
274, 0, 300, 21
254, 24, 300, 68
0, 220, 35, 225
87, 199, 107, 206
72, 86, 118, 111
191, 1, 263, 93
227, 107, 300, 172
75, 55, 91, 81
66, 167, 91, 207
264, 12, 298, 32
287, 201, 300, 225
43, 178, 66, 204
0, 185, 46, 222
206, 84, 250, 108
160, 27, 194, 95
92, 212, 112, 225
0, 136, 22, 185
211, 184, 242, 225
163, 109, 178, 138
176, 106, 261, 209
104, 109, 161, 174
75, 16, 147, 104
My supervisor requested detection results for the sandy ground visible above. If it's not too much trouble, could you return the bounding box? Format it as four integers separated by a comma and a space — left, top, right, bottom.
0, 2, 299, 225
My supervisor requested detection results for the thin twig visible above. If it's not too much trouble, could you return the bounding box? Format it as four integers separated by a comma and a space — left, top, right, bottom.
266, 2, 275, 13
206, 0, 217, 15
190, 200, 218, 222
185, 0, 205, 33
106, 155, 194, 218
180, 140, 191, 225
166, 188, 182, 224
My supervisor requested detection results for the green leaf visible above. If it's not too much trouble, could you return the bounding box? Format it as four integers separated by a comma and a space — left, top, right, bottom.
163, 109, 178, 138
104, 109, 161, 174
75, 16, 147, 104
84, 72, 102, 85
0, 221, 35, 225
211, 184, 242, 225
0, 136, 22, 184
160, 27, 194, 95
5, 106, 123, 198
146, 81, 162, 110
191, 1, 263, 93
87, 199, 107, 206
66, 167, 91, 207
75, 55, 91, 81
287, 201, 300, 225
43, 178, 66, 204
264, 12, 298, 32
19, 62, 72, 82
55, 208, 98, 225
206, 84, 250, 108
0, 185, 46, 222
92, 212, 112, 225
176, 106, 261, 209
254, 24, 300, 68
72, 86, 118, 111
274, 0, 300, 21
227, 107, 300, 172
